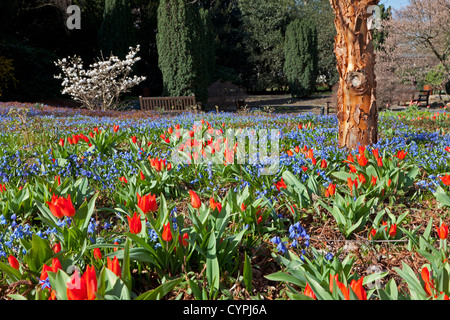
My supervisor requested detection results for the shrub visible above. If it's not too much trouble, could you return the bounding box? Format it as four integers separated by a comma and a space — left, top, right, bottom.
54, 46, 146, 111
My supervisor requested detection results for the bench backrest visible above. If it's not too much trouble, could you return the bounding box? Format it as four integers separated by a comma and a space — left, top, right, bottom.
139, 96, 196, 112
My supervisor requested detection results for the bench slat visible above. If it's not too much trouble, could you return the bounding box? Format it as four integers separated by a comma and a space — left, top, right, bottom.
139, 96, 196, 112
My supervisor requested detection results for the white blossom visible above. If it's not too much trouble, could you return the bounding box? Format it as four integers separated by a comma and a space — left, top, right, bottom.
54, 46, 146, 111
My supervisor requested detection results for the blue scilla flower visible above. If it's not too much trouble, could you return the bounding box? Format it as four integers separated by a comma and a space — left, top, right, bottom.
39, 277, 51, 290
87, 219, 96, 234
325, 252, 333, 261
277, 241, 287, 254
0, 215, 7, 225
148, 227, 159, 243
271, 236, 281, 245
271, 236, 287, 254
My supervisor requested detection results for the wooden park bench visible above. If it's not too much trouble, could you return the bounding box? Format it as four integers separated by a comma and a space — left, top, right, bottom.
235, 99, 246, 110
414, 90, 431, 107
139, 95, 197, 112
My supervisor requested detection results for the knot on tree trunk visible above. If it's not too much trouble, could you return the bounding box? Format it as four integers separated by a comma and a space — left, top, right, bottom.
345, 70, 368, 95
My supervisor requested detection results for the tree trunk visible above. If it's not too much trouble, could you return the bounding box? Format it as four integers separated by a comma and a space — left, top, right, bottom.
330, 0, 379, 150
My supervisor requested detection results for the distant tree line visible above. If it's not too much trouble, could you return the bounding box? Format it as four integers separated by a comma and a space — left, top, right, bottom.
0, 0, 343, 103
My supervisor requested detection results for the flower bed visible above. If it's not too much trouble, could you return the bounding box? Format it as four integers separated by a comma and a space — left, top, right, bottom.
1, 102, 450, 300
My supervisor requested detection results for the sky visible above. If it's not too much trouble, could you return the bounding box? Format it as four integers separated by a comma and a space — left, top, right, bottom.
379, 0, 410, 11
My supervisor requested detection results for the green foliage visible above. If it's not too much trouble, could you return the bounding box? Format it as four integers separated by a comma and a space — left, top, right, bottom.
156, 0, 213, 103
425, 64, 448, 89
283, 18, 319, 97
238, 0, 298, 92
98, 0, 135, 59
299, 0, 338, 87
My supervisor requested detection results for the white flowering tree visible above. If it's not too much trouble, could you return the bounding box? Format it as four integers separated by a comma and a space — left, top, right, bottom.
54, 46, 146, 111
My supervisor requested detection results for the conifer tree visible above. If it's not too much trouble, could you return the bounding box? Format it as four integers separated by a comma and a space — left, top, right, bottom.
156, 0, 213, 103
283, 18, 318, 97
98, 0, 135, 59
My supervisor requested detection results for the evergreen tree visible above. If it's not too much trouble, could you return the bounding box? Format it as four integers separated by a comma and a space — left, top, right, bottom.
283, 18, 318, 97
238, 0, 299, 92
98, 0, 135, 59
299, 0, 338, 88
156, 0, 213, 103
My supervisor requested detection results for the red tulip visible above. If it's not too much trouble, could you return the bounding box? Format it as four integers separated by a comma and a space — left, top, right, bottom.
131, 136, 137, 144
139, 171, 145, 180
83, 265, 97, 300
320, 159, 327, 169
93, 248, 102, 260
421, 266, 431, 284
372, 148, 380, 159
162, 222, 172, 242
356, 154, 368, 167
389, 224, 397, 238
326, 183, 336, 197
377, 157, 383, 167
436, 223, 448, 239
344, 153, 354, 163
113, 125, 119, 132
67, 266, 98, 300
396, 150, 407, 160
40, 258, 62, 281
66, 270, 87, 300
294, 146, 300, 154
127, 212, 142, 234
358, 145, 366, 156
136, 193, 158, 214
47, 193, 76, 219
189, 190, 201, 209
286, 149, 293, 157
330, 274, 350, 300
371, 175, 377, 186
368, 228, 377, 239
440, 174, 450, 186
52, 243, 62, 254
303, 283, 316, 299
256, 208, 263, 224
179, 233, 189, 247
349, 277, 367, 300
275, 178, 287, 191
119, 176, 128, 184
8, 255, 20, 270
107, 256, 121, 277
347, 178, 358, 195
307, 148, 314, 159
59, 138, 65, 147
358, 173, 366, 185
209, 198, 222, 212
421, 266, 434, 296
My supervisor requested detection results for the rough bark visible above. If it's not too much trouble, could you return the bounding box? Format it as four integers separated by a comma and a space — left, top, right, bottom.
330, 0, 379, 150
